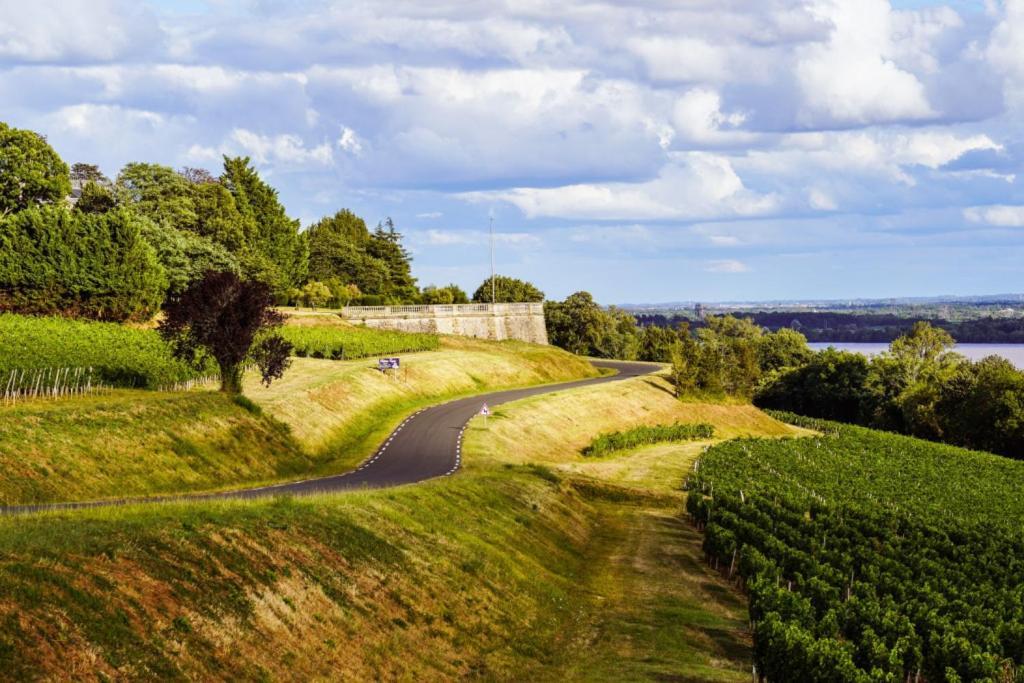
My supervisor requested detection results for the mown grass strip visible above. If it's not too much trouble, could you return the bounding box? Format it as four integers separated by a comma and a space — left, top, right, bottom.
582, 422, 715, 457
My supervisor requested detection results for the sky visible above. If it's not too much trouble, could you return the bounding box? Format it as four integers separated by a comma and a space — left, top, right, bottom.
1, 0, 1023, 304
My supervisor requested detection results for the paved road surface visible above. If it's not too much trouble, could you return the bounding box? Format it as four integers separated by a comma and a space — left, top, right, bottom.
4, 360, 656, 515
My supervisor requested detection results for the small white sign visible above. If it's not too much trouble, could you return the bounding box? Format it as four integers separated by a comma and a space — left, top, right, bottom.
480, 403, 490, 416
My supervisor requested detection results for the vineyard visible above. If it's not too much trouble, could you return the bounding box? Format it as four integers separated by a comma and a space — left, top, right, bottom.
280, 325, 439, 360
686, 417, 1024, 681
582, 422, 715, 456
0, 314, 213, 394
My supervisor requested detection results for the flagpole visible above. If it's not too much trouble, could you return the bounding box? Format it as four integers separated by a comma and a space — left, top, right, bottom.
489, 215, 496, 303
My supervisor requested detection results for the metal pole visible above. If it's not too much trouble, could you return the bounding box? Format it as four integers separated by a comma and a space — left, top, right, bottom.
489, 215, 496, 303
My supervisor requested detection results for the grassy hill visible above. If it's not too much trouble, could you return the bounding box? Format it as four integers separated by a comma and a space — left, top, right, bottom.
0, 314, 595, 505
0, 373, 800, 680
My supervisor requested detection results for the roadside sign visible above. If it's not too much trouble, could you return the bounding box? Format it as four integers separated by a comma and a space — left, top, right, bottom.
378, 358, 400, 371
480, 403, 490, 416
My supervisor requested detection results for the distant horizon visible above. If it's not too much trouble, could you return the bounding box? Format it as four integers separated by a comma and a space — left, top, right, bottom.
615, 292, 1024, 308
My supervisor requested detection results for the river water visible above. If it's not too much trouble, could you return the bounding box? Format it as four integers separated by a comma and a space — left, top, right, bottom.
807, 343, 1024, 369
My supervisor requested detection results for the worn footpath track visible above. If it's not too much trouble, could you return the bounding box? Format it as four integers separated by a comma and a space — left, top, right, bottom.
4, 360, 656, 515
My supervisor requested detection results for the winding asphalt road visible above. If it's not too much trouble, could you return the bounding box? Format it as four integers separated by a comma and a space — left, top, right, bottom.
4, 360, 656, 515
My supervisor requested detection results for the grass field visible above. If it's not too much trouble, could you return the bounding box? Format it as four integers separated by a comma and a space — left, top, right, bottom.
0, 331, 596, 505
0, 372, 799, 680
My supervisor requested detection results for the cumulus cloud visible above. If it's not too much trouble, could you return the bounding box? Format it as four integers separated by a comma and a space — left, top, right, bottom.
0, 1, 162, 62
794, 0, 953, 125
188, 129, 334, 167
463, 153, 778, 221
964, 205, 1024, 227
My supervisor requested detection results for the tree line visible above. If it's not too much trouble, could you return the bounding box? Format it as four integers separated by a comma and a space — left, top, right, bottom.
0, 121, 545, 323
547, 291, 1023, 459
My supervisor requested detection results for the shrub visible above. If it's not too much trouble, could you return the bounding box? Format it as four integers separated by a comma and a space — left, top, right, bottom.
582, 422, 715, 456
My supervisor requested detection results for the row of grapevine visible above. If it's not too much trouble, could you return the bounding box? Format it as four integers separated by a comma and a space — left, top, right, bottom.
280, 325, 439, 360
1, 367, 104, 404
582, 422, 715, 456
0, 314, 213, 389
686, 419, 1024, 681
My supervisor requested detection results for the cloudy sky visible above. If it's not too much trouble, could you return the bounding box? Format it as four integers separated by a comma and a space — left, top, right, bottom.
2, 0, 1023, 303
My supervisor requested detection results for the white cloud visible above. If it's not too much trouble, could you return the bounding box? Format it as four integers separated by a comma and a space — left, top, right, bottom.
463, 153, 779, 221
671, 88, 753, 145
338, 126, 364, 155
705, 259, 750, 273
808, 188, 838, 211
795, 0, 947, 125
0, 1, 161, 62
189, 128, 334, 167
964, 205, 1024, 227
628, 36, 732, 82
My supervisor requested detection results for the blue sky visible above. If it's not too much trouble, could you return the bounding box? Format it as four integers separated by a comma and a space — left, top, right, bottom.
1, 0, 1022, 303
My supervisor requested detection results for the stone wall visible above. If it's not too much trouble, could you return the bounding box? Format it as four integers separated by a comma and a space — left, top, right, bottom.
339, 303, 549, 345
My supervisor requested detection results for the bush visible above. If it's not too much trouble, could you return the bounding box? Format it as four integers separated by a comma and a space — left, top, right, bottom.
582, 422, 714, 456
0, 206, 166, 321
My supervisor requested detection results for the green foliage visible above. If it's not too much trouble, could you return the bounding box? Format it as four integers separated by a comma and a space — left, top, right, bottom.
280, 325, 439, 360
756, 322, 1024, 459
755, 348, 871, 423
299, 281, 332, 309
221, 156, 307, 293
139, 220, 239, 297
116, 163, 198, 229
545, 291, 622, 356
0, 206, 166, 321
472, 275, 544, 303
306, 210, 416, 302
688, 419, 1024, 681
74, 181, 116, 214
0, 122, 70, 216
582, 422, 714, 456
0, 313, 213, 388
421, 283, 468, 305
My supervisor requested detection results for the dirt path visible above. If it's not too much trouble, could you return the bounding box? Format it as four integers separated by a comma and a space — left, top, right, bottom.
539, 500, 752, 682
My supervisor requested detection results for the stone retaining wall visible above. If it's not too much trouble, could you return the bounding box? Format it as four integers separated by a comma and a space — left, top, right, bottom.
339, 302, 548, 345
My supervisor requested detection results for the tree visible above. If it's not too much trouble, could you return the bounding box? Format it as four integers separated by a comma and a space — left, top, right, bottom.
301, 281, 331, 309
70, 163, 108, 184
138, 219, 239, 297
159, 271, 292, 393
472, 275, 544, 303
0, 122, 71, 216
755, 348, 871, 423
694, 316, 764, 396
221, 156, 307, 294
0, 206, 166, 321
116, 163, 197, 230
545, 292, 607, 355
368, 217, 418, 301
422, 283, 468, 305
758, 328, 813, 373
75, 181, 116, 214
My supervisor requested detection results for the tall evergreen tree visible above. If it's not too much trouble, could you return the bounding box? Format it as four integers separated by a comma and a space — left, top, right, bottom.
0, 122, 71, 216
220, 156, 307, 294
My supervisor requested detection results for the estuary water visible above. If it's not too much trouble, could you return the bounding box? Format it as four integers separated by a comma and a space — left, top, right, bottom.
807, 343, 1024, 369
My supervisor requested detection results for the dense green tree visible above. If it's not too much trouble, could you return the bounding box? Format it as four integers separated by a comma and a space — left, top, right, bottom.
472, 275, 544, 303
595, 307, 641, 360
116, 163, 197, 230
695, 316, 764, 396
421, 283, 469, 305
368, 218, 418, 301
70, 162, 108, 184
75, 181, 116, 214
138, 220, 239, 297
0, 206, 165, 321
637, 324, 683, 363
934, 356, 1024, 457
301, 281, 331, 309
759, 327, 813, 373
755, 348, 871, 423
0, 122, 71, 216
544, 292, 608, 355
220, 156, 307, 294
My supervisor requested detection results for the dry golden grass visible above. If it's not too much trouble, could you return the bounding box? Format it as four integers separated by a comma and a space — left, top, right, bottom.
244, 339, 597, 471
464, 373, 807, 480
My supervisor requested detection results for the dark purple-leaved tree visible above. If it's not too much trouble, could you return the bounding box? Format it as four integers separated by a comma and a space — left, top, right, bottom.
159, 270, 292, 393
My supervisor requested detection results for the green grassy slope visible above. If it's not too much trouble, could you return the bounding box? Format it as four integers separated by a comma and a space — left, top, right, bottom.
0, 373, 802, 680
0, 391, 311, 506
